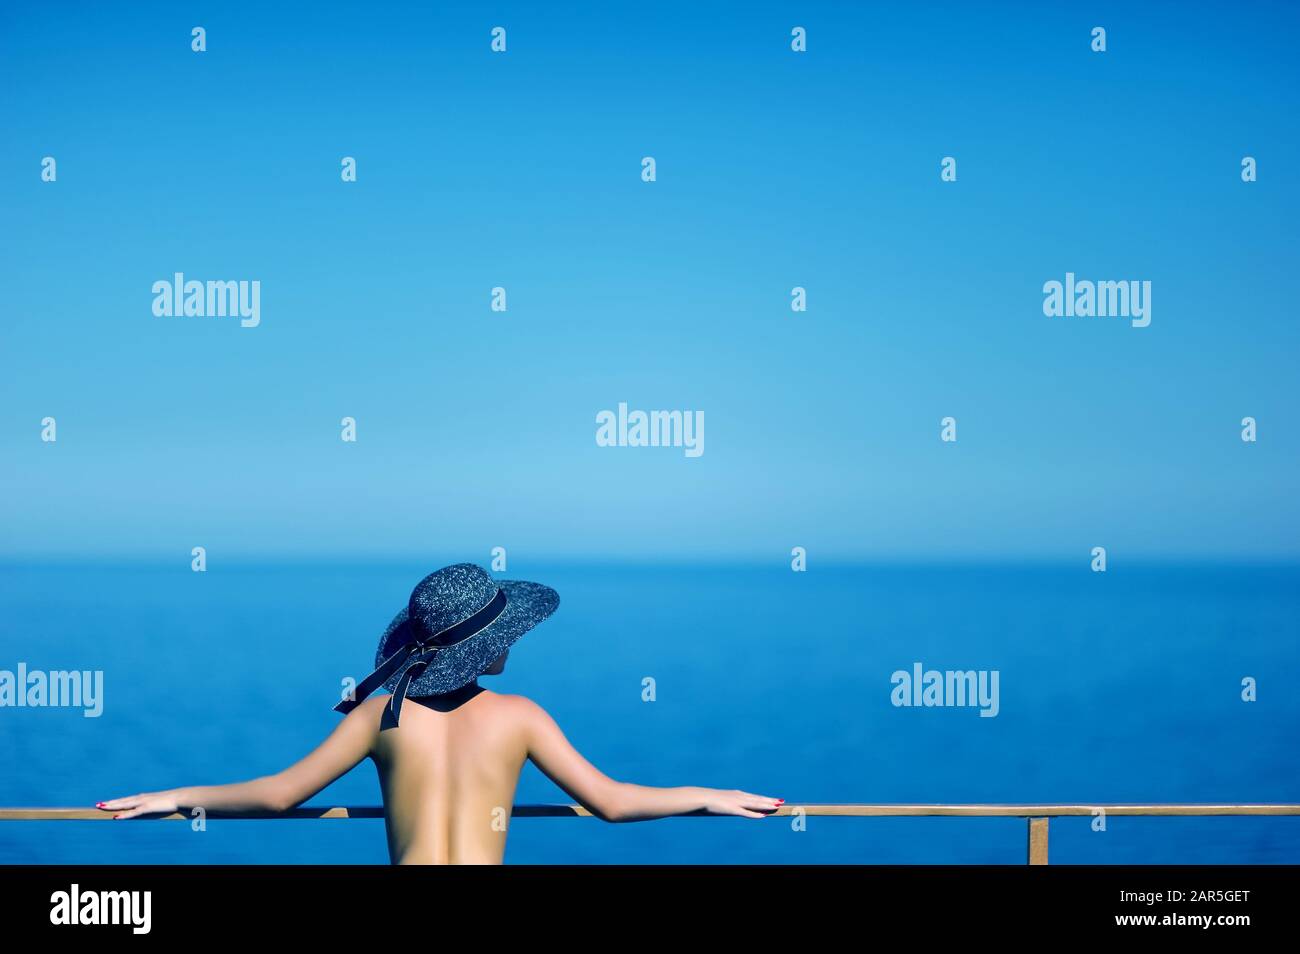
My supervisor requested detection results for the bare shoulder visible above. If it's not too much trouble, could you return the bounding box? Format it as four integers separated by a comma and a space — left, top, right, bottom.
344, 694, 390, 733
483, 692, 550, 728
352, 693, 391, 719
334, 694, 391, 742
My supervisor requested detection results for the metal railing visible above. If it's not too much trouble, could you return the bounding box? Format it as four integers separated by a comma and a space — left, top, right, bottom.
4, 804, 1298, 864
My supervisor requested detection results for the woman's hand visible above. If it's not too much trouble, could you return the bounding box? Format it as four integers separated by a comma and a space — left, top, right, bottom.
700, 788, 784, 818
96, 790, 181, 819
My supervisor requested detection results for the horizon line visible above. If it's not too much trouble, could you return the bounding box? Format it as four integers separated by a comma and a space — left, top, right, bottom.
3, 553, 1299, 569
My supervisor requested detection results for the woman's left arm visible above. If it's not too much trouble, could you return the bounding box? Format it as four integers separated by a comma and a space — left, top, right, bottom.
99, 695, 386, 819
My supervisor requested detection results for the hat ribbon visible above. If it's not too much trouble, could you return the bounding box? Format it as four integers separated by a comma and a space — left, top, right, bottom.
334, 587, 508, 725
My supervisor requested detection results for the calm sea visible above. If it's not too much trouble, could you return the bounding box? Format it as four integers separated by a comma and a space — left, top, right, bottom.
1, 560, 1297, 864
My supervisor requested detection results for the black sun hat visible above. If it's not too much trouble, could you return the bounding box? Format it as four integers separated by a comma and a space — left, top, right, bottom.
335, 563, 559, 725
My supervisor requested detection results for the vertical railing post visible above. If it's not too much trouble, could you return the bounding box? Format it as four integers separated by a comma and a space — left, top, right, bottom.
1027, 817, 1049, 864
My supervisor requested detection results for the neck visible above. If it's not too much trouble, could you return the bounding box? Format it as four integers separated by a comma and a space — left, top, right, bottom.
409, 681, 485, 713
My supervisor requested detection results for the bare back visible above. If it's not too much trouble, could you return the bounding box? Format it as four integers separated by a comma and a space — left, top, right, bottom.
370, 689, 528, 864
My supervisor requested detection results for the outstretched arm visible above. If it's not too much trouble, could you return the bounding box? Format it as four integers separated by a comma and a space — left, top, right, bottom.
98, 696, 386, 818
519, 698, 782, 822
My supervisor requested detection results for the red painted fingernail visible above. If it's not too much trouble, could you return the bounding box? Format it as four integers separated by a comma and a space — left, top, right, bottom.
95, 802, 105, 808
113, 814, 121, 819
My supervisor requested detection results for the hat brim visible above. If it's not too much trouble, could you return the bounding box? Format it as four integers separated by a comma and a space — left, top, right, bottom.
374, 579, 559, 697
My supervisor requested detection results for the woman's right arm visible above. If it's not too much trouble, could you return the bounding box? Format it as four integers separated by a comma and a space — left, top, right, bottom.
518, 697, 782, 822
98, 695, 386, 818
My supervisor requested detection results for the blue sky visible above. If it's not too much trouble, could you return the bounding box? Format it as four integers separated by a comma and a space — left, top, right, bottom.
2, 1, 1297, 561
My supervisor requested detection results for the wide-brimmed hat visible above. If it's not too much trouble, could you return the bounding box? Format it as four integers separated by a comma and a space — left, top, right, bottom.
335, 563, 559, 725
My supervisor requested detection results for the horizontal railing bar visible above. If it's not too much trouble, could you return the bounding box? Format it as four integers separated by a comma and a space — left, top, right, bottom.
3, 804, 1299, 821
